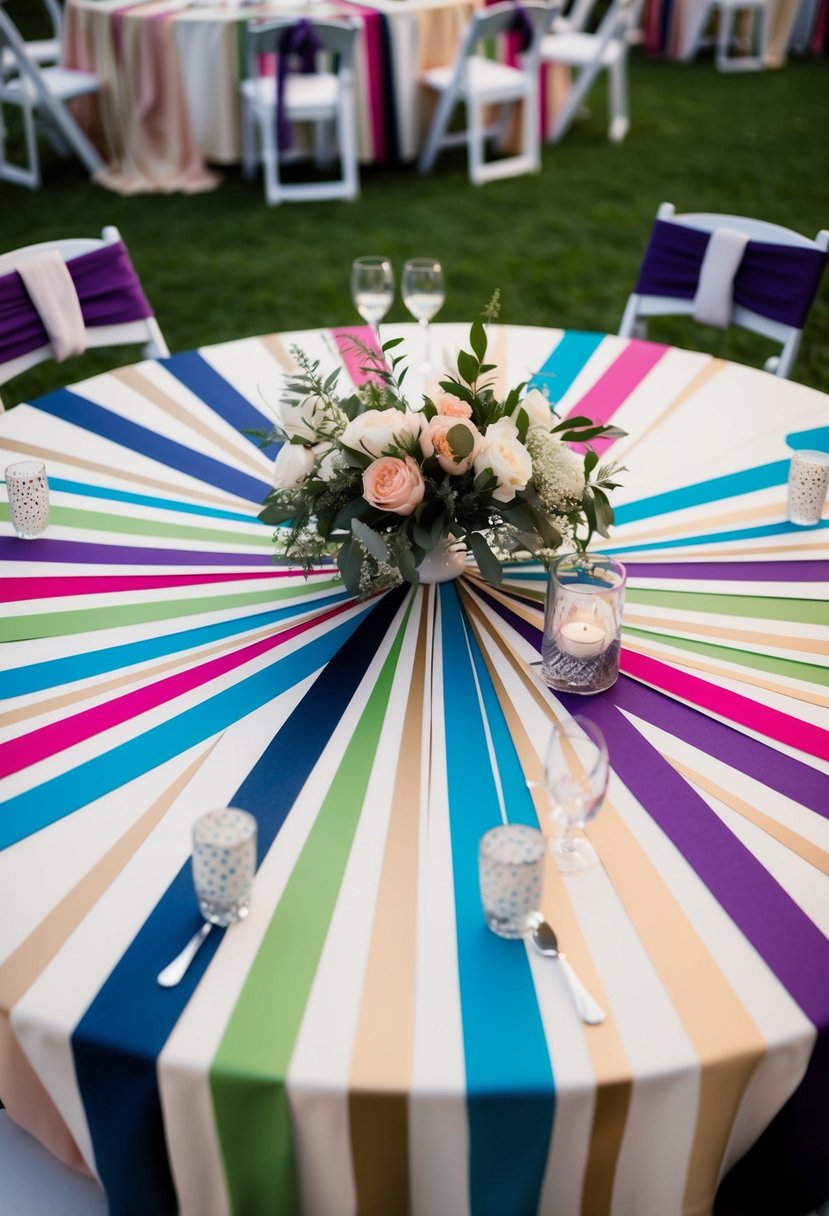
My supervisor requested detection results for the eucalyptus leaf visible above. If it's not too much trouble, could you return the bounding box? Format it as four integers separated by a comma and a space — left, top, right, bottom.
337, 538, 363, 597
447, 423, 474, 460
469, 532, 503, 587
352, 518, 390, 561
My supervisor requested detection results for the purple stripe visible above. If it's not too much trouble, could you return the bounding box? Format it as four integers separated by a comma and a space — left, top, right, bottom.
0, 538, 278, 567
624, 560, 829, 582
475, 586, 828, 816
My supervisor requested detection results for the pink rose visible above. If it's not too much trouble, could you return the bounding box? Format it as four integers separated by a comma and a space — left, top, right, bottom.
420, 417, 482, 475
363, 456, 425, 516
433, 390, 472, 419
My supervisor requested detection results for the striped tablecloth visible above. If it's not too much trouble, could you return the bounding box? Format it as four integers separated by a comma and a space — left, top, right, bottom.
1, 324, 827, 1216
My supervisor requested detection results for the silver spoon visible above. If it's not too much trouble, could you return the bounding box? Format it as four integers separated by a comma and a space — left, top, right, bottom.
157, 922, 212, 988
527, 913, 606, 1025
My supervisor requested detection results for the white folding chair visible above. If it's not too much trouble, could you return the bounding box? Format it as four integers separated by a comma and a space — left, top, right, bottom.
0, 225, 169, 407
679, 0, 770, 69
619, 202, 829, 379
417, 1, 556, 186
240, 17, 360, 206
0, 1110, 107, 1216
0, 0, 63, 80
0, 0, 101, 189
540, 0, 644, 144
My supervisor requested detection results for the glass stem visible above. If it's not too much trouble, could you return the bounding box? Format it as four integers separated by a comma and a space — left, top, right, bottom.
420, 316, 430, 373
559, 824, 577, 852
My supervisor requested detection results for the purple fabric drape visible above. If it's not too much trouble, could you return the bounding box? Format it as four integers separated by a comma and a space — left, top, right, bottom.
509, 1, 535, 50
0, 241, 155, 367
635, 218, 828, 330
276, 19, 324, 153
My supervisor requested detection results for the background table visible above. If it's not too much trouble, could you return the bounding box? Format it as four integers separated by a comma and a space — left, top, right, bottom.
0, 323, 827, 1216
63, 0, 477, 193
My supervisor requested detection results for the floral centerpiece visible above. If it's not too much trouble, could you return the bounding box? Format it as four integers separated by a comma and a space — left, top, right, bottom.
254, 301, 625, 598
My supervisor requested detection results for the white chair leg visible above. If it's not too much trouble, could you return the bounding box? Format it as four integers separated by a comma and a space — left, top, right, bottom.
608, 55, 629, 142
468, 95, 486, 185
241, 96, 256, 180
547, 59, 605, 143
258, 111, 282, 206
339, 95, 359, 199
417, 86, 456, 174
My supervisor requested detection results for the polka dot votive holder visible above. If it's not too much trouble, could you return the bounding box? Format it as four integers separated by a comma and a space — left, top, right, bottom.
787, 450, 829, 527
192, 808, 257, 927
478, 824, 546, 939
5, 460, 49, 539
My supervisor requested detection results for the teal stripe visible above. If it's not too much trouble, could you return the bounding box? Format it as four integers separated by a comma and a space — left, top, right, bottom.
527, 331, 605, 405
614, 460, 789, 526
439, 585, 554, 1216
0, 609, 368, 850
605, 518, 829, 555
49, 477, 257, 524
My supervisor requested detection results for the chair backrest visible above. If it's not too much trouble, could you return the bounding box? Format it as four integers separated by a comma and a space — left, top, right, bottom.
0, 225, 169, 402
245, 17, 359, 80
0, 0, 62, 77
590, 0, 644, 47
619, 201, 829, 378
459, 1, 555, 70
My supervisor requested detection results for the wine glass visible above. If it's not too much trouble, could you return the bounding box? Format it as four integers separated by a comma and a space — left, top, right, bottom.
351, 256, 394, 347
544, 716, 608, 873
402, 257, 445, 374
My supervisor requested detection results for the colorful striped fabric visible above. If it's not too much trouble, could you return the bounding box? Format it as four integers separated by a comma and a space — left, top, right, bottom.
0, 324, 827, 1216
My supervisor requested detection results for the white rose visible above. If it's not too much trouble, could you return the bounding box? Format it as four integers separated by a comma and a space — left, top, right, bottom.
341, 408, 424, 459
272, 442, 316, 490
513, 388, 555, 432
473, 417, 533, 503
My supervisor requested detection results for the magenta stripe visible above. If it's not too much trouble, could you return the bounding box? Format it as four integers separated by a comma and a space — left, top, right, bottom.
565, 339, 668, 455
338, 1, 384, 158
0, 600, 354, 780
331, 325, 384, 388
0, 570, 329, 603
620, 649, 829, 762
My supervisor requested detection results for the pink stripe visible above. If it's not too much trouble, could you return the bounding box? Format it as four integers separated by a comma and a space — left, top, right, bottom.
565, 339, 668, 455
0, 569, 330, 603
620, 649, 829, 762
0, 600, 355, 780
331, 325, 385, 388
338, 2, 385, 159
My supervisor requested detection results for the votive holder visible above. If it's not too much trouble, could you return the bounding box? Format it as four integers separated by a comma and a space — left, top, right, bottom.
787, 449, 829, 527
478, 823, 546, 939
4, 460, 49, 539
192, 808, 257, 927
541, 553, 626, 694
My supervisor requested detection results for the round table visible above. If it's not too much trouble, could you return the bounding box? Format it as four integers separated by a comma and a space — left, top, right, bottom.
0, 323, 827, 1216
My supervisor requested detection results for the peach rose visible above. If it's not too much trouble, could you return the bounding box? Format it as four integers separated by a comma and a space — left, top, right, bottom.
433, 390, 472, 419
363, 456, 425, 516
420, 417, 482, 476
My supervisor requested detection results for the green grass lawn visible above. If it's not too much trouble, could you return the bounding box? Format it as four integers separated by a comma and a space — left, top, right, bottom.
1, 46, 828, 409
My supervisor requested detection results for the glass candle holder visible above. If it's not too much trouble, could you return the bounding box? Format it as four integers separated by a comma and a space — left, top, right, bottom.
478, 823, 546, 939
541, 553, 626, 694
5, 460, 49, 539
192, 808, 257, 927
787, 450, 829, 527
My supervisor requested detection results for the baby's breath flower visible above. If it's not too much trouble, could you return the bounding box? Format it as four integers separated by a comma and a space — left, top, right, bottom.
526, 430, 585, 515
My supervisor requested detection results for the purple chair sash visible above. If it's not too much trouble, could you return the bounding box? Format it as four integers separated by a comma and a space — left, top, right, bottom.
0, 240, 155, 367
634, 218, 828, 330
276, 19, 324, 153
509, 1, 535, 51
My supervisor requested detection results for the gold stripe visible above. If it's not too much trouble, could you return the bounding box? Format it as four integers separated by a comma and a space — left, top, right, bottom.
460, 587, 767, 1213
623, 612, 829, 656
615, 499, 784, 547
622, 637, 829, 710
348, 596, 428, 1216
0, 436, 245, 510
114, 366, 266, 478
259, 334, 300, 372
616, 359, 725, 462
667, 760, 829, 877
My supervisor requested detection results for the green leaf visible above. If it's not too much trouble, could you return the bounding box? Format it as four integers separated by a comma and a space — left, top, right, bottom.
469, 532, 503, 587
513, 407, 529, 445
258, 503, 297, 526
398, 544, 419, 585
456, 349, 479, 386
447, 423, 474, 460
352, 518, 390, 562
592, 486, 615, 534
333, 497, 373, 530
337, 538, 363, 597
470, 319, 487, 362
584, 449, 599, 477
382, 337, 404, 352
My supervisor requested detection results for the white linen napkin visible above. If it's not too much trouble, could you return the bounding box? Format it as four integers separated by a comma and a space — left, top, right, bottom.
17, 251, 86, 362
692, 227, 750, 330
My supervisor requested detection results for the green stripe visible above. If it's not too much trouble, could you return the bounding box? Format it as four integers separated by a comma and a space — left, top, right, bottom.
0, 580, 341, 642
210, 601, 412, 1215
623, 625, 829, 687
0, 503, 269, 547
626, 586, 828, 626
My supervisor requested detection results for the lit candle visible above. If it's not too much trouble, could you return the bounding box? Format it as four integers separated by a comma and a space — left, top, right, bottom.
558, 619, 611, 659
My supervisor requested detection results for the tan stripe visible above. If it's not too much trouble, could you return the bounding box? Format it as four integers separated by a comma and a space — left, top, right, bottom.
0, 744, 217, 1173
114, 366, 265, 478
0, 436, 245, 510
667, 759, 829, 876
615, 359, 725, 461
461, 586, 768, 1212
467, 580, 545, 630
259, 334, 300, 372
460, 589, 632, 1215
348, 597, 428, 1216
623, 612, 829, 656
616, 499, 783, 547
0, 605, 323, 731
622, 636, 829, 710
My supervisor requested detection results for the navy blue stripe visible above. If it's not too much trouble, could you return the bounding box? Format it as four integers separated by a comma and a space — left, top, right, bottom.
160, 351, 279, 458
